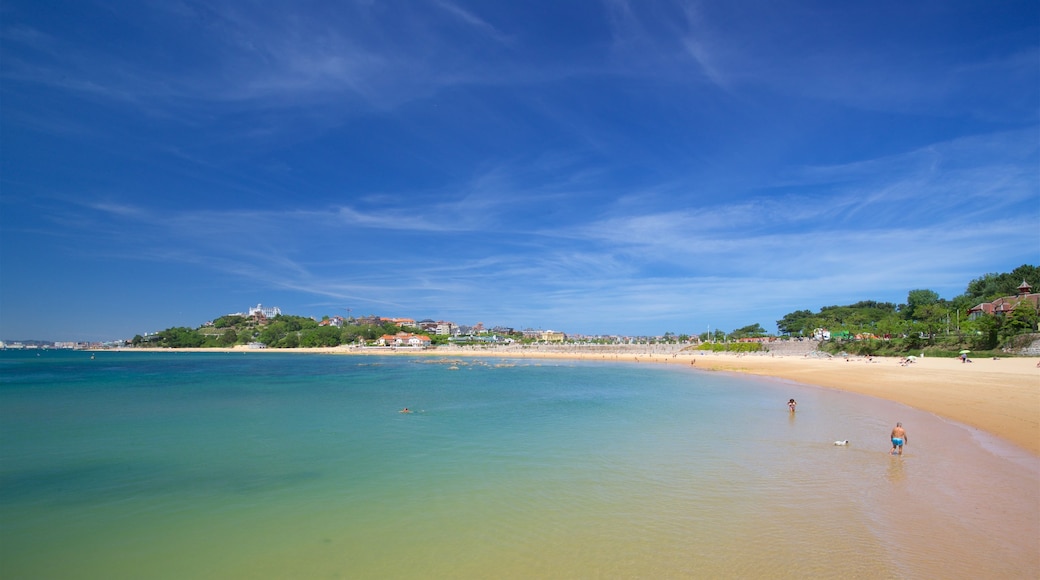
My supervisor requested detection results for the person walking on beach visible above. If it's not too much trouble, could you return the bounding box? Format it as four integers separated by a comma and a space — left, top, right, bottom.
890, 422, 907, 455
788, 399, 797, 413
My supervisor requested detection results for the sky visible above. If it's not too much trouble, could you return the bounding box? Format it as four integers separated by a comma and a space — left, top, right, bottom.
1, 0, 1038, 342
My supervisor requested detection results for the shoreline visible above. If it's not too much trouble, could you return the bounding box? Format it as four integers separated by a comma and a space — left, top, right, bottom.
103, 345, 1040, 456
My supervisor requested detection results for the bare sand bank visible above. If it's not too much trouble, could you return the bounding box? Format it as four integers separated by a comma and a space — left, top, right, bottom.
118, 345, 1040, 456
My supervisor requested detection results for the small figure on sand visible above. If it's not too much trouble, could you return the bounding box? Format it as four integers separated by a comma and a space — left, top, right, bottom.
788, 399, 797, 413
890, 422, 907, 455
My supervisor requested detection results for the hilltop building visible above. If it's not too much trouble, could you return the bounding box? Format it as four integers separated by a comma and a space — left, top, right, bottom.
248, 304, 282, 319
319, 316, 346, 327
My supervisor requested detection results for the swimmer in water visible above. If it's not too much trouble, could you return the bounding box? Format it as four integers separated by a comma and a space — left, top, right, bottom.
399, 408, 412, 414
788, 399, 797, 413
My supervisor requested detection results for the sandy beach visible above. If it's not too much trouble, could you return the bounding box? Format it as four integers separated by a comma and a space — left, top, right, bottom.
675, 352, 1040, 456
122, 345, 1040, 456
420, 346, 1040, 456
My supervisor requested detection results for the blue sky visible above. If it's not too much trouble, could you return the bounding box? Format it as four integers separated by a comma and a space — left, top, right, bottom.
2, 0, 1038, 341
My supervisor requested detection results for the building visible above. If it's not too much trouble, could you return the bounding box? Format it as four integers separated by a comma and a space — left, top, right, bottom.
248, 304, 282, 319
416, 319, 456, 335
388, 317, 417, 328
319, 316, 346, 327
967, 281, 1040, 320
540, 330, 566, 342
377, 332, 432, 348
434, 321, 456, 336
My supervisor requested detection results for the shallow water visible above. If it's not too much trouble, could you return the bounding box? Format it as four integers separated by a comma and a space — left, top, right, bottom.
0, 351, 1036, 578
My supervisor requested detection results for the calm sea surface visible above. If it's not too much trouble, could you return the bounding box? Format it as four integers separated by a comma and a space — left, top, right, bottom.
1, 351, 1036, 579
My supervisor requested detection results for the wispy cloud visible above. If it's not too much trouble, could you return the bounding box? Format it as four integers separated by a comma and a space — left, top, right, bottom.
678, 3, 729, 89
431, 0, 512, 44
40, 122, 1033, 332
2, 1, 1035, 340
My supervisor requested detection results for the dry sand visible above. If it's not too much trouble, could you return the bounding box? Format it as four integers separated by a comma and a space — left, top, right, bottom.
125, 345, 1040, 456
678, 352, 1039, 456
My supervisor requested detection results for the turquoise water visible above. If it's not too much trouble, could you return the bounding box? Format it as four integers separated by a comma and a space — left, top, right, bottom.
1, 351, 1036, 579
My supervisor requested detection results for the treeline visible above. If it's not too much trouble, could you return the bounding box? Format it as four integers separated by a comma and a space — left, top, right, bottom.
769, 264, 1039, 353
136, 264, 1038, 352
132, 315, 448, 349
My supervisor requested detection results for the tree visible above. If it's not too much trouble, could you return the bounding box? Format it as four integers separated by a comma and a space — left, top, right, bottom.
968, 315, 1001, 350
218, 329, 238, 347
279, 333, 300, 348
902, 289, 940, 321
777, 310, 814, 336
157, 327, 204, 348
213, 315, 246, 328
1001, 299, 1039, 339
341, 327, 362, 344
915, 302, 949, 340
730, 323, 766, 340
300, 326, 342, 347
875, 314, 905, 338
359, 324, 384, 340
699, 328, 727, 342
962, 265, 1040, 304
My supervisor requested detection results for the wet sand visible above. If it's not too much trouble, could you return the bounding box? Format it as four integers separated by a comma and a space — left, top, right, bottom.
674, 352, 1040, 456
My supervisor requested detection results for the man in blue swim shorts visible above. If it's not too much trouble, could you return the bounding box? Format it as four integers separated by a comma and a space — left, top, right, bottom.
890, 422, 907, 455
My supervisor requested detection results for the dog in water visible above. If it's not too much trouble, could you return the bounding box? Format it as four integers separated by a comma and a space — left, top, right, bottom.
833, 440, 849, 446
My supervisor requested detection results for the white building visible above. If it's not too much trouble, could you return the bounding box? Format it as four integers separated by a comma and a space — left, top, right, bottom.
248, 304, 282, 318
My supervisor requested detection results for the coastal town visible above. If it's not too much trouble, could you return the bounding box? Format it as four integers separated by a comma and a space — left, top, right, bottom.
4, 276, 1038, 355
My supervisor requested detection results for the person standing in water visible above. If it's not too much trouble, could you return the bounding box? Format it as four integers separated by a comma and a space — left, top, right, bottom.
890, 422, 907, 455
788, 399, 797, 413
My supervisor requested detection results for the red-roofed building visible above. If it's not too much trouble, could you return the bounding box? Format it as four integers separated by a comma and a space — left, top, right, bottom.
319, 316, 346, 327
967, 281, 1040, 320
377, 332, 432, 347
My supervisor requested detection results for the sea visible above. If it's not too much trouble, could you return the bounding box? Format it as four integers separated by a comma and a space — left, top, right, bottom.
1, 350, 1036, 579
